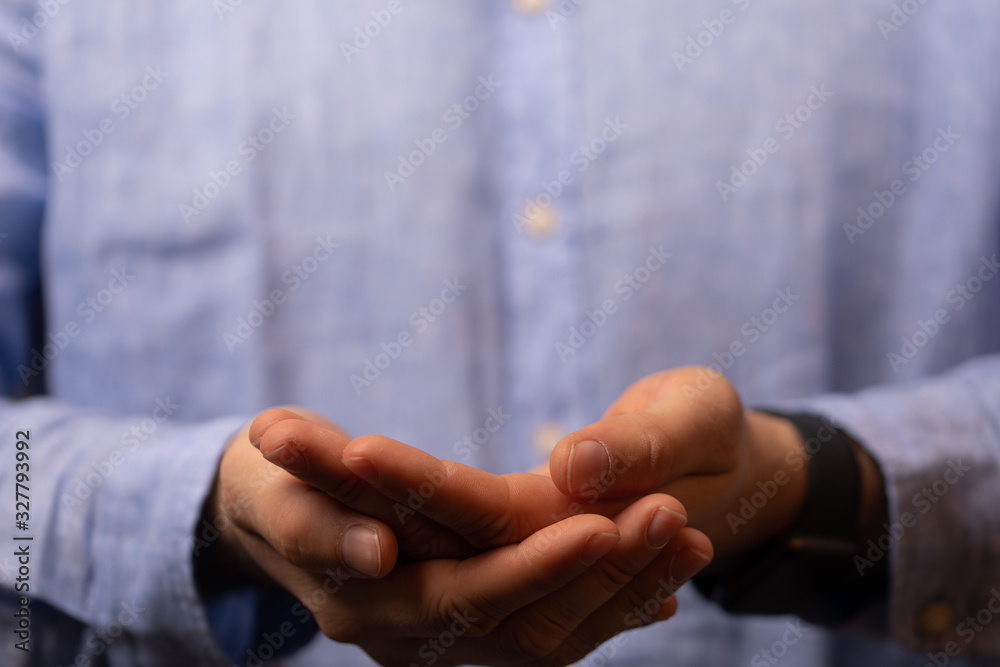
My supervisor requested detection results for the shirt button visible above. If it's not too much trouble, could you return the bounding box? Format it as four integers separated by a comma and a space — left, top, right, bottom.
513, 0, 550, 14
521, 202, 559, 238
532, 421, 567, 457
918, 600, 955, 639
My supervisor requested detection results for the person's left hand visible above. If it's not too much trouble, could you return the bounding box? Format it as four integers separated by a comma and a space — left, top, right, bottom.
546, 366, 811, 568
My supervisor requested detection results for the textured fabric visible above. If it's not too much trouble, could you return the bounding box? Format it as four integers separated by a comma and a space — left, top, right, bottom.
1, 1, 999, 665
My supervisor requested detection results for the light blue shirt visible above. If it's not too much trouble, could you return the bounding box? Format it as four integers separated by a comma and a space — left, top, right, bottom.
1, 1, 999, 665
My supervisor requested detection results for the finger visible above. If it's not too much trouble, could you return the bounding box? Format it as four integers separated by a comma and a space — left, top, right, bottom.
342, 435, 633, 550
354, 527, 707, 667
255, 420, 474, 559
538, 527, 713, 667
475, 495, 689, 665
549, 373, 743, 497
221, 440, 399, 579
248, 406, 342, 443
335, 513, 621, 641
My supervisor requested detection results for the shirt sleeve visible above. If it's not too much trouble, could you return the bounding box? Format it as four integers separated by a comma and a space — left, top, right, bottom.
789, 355, 1000, 656
0, 400, 253, 665
0, 4, 318, 665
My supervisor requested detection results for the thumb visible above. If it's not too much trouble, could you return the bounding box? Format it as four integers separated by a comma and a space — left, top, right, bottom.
549, 398, 741, 499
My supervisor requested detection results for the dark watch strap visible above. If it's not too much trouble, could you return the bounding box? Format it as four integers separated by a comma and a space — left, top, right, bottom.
779, 412, 859, 546
693, 412, 887, 625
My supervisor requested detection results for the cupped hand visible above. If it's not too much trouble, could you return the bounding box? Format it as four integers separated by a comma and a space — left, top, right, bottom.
337, 492, 710, 667
201, 407, 712, 666
545, 366, 809, 564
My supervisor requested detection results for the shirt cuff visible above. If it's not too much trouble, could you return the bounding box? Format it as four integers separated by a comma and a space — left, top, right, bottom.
206, 588, 320, 664
782, 361, 1000, 655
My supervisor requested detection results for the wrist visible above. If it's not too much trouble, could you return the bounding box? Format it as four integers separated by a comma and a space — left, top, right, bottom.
194, 442, 276, 599
696, 411, 888, 623
193, 475, 249, 599
744, 410, 887, 549
717, 411, 809, 562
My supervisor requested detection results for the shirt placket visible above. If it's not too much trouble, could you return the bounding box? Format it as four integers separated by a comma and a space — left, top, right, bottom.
492, 0, 588, 473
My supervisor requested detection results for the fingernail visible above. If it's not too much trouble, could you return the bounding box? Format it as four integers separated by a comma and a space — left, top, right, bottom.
263, 443, 306, 475
581, 531, 620, 565
669, 547, 712, 583
342, 525, 382, 577
566, 440, 610, 495
342, 457, 378, 485
250, 438, 262, 450
645, 507, 687, 550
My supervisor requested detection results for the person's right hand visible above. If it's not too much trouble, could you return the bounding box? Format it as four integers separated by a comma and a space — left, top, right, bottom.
197, 408, 401, 588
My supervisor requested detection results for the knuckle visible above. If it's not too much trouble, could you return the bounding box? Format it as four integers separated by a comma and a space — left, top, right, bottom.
693, 370, 742, 430
264, 420, 304, 451
457, 604, 501, 639
258, 406, 295, 421
509, 604, 578, 644
315, 612, 367, 644
617, 585, 661, 625
544, 636, 602, 667
299, 579, 364, 643
268, 504, 313, 567
347, 433, 388, 457
634, 412, 674, 474
461, 511, 516, 550
714, 384, 744, 432
276, 404, 324, 422
704, 396, 744, 465
463, 616, 499, 639
397, 519, 467, 560
592, 557, 637, 593
438, 595, 502, 639
330, 473, 369, 506
659, 594, 679, 620
504, 619, 566, 660
250, 407, 298, 435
